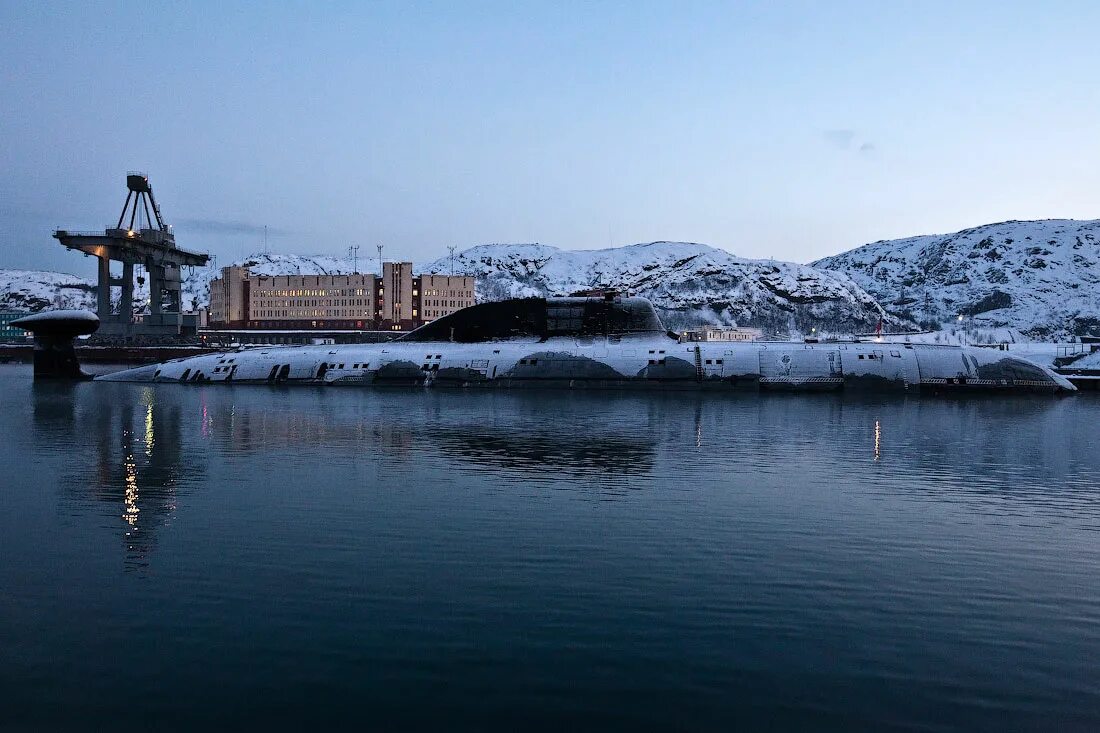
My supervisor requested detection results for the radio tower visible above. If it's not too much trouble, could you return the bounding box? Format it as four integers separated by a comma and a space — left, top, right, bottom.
376, 244, 384, 275
448, 245, 456, 276
348, 244, 360, 273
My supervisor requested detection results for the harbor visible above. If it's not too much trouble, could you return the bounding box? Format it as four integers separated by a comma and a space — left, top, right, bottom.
4, 2, 1100, 728
3, 362, 1099, 729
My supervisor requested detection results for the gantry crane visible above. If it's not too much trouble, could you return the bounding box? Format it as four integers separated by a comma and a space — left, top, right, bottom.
53, 173, 209, 338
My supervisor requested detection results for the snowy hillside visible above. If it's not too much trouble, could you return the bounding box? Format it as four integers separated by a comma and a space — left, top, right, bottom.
0, 245, 891, 335
421, 241, 894, 333
179, 252, 362, 313
0, 269, 95, 312
813, 219, 1100, 339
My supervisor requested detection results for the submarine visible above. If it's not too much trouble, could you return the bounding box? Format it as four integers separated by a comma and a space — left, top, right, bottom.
18, 294, 1076, 393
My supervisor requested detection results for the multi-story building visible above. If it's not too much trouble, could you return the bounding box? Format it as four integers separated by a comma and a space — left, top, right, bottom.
208, 265, 251, 325
0, 312, 29, 341
246, 272, 380, 330
208, 262, 475, 332
419, 274, 481, 323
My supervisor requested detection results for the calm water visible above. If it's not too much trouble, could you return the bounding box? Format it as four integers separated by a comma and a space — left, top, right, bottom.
1, 363, 1099, 731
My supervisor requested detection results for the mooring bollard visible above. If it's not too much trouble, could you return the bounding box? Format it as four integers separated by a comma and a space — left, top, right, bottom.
11, 311, 99, 380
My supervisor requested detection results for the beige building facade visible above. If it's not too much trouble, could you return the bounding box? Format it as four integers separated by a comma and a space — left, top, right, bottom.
381, 261, 414, 327
208, 265, 250, 325
419, 274, 479, 322
208, 263, 474, 332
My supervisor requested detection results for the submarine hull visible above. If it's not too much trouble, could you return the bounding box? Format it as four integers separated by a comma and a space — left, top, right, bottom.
94, 338, 1075, 394
93, 295, 1076, 394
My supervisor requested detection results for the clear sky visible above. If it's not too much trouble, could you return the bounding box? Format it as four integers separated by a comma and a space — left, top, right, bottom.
2, 0, 1097, 276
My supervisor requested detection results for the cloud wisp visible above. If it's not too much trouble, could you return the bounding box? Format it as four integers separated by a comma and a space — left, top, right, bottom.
823, 129, 856, 149
823, 129, 876, 155
174, 218, 288, 237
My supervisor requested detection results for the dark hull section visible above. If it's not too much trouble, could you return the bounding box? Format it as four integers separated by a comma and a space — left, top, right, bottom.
916, 379, 1070, 396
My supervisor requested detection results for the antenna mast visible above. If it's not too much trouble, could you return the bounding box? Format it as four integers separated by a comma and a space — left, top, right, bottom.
448, 245, 456, 276
348, 244, 360, 274
377, 244, 384, 275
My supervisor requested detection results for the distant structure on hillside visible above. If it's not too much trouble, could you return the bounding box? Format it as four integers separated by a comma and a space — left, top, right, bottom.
208, 262, 474, 332
678, 326, 763, 343
53, 173, 209, 339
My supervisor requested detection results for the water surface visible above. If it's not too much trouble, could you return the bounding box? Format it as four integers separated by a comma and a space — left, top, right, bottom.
1, 364, 1098, 731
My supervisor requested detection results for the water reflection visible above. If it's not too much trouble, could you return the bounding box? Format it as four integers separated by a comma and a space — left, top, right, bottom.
197, 391, 659, 477
7, 367, 1100, 729
32, 382, 198, 570
429, 425, 654, 475
27, 379, 1098, 569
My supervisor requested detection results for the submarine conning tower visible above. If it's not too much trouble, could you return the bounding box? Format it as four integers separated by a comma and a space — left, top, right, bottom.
397, 292, 669, 343
53, 173, 209, 339
12, 310, 99, 380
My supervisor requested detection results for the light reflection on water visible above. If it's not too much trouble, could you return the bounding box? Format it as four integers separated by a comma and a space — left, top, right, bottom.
1, 363, 1099, 730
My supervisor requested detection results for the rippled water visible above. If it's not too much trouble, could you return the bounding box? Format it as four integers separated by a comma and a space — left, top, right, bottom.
1, 363, 1099, 731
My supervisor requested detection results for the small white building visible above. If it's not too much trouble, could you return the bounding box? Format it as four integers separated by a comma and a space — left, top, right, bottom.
679, 326, 763, 343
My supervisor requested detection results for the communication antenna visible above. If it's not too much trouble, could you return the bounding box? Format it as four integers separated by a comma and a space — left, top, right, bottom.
263, 225, 268, 254
447, 245, 456, 276
377, 244, 384, 275
348, 244, 360, 274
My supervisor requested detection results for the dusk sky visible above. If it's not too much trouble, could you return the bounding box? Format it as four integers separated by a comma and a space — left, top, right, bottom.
2, 1, 1098, 276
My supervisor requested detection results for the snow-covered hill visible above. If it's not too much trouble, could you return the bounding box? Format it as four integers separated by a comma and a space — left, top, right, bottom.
0, 269, 95, 312
18, 218, 1100, 339
0, 245, 893, 335
420, 241, 893, 333
813, 219, 1100, 339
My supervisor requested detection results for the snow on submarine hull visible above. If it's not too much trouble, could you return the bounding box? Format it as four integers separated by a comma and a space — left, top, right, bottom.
95, 296, 1076, 394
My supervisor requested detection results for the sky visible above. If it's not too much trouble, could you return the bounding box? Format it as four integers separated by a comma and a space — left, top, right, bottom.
1, 0, 1098, 277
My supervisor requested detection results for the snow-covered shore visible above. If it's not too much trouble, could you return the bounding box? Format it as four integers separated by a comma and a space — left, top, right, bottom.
5, 218, 1100, 341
